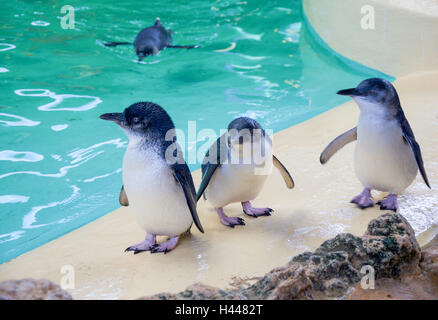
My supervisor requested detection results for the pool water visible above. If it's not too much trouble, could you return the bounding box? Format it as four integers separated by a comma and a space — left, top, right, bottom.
0, 0, 392, 263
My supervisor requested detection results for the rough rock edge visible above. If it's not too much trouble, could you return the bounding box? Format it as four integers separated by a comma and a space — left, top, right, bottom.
139, 212, 423, 300
0, 278, 73, 300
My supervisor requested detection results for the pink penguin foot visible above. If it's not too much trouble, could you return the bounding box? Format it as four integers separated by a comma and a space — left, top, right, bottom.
377, 194, 398, 212
125, 233, 156, 254
151, 236, 180, 254
242, 201, 273, 218
217, 208, 245, 228
351, 188, 374, 209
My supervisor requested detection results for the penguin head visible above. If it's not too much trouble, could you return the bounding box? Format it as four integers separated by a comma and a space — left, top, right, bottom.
100, 102, 175, 140
227, 117, 265, 146
337, 78, 401, 114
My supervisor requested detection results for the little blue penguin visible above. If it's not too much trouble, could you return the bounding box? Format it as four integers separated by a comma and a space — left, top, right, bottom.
196, 117, 295, 227
100, 102, 204, 254
104, 18, 199, 61
320, 78, 430, 211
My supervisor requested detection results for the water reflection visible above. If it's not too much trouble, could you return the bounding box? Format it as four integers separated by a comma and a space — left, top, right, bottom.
51, 124, 69, 131
0, 195, 29, 204
0, 113, 40, 127
31, 21, 50, 27
0, 150, 44, 162
0, 139, 126, 180
14, 89, 102, 112
0, 231, 25, 244
0, 43, 16, 52
22, 185, 80, 229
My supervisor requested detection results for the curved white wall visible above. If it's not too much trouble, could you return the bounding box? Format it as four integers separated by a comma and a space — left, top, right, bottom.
303, 0, 438, 76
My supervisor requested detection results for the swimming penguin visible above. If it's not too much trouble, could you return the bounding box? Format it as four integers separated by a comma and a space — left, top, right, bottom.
100, 102, 204, 254
196, 117, 295, 227
104, 18, 199, 61
320, 78, 430, 211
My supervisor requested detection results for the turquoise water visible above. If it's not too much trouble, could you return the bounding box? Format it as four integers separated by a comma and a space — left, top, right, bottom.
0, 0, 392, 263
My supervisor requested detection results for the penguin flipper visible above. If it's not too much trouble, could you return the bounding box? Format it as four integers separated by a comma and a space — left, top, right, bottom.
400, 118, 431, 188
172, 163, 205, 233
273, 155, 295, 189
197, 134, 228, 201
320, 127, 357, 164
197, 162, 220, 201
167, 45, 200, 49
104, 41, 132, 47
119, 185, 129, 206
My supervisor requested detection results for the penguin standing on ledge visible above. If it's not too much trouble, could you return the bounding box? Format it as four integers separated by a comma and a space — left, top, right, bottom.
320, 78, 430, 212
100, 102, 204, 254
104, 18, 199, 61
197, 117, 295, 228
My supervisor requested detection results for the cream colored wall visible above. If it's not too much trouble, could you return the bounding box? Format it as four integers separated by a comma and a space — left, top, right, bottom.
303, 0, 438, 76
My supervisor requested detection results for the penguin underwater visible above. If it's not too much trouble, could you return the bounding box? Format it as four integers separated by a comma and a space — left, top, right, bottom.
104, 18, 199, 61
100, 102, 204, 254
320, 78, 430, 211
196, 117, 295, 228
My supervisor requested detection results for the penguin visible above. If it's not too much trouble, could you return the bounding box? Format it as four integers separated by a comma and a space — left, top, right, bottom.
320, 78, 430, 212
196, 117, 295, 227
100, 102, 204, 254
104, 18, 199, 61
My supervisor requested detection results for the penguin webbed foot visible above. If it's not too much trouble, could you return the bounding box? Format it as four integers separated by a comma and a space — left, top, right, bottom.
377, 194, 398, 212
150, 236, 179, 254
350, 188, 374, 209
242, 201, 274, 217
217, 208, 245, 228
125, 234, 156, 254
125, 243, 155, 254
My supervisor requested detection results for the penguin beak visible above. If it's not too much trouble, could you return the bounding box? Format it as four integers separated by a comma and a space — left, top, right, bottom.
99, 113, 125, 124
337, 88, 362, 97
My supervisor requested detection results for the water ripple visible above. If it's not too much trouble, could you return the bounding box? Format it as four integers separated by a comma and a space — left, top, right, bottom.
0, 150, 44, 162
0, 43, 16, 52
83, 168, 122, 183
233, 26, 264, 41
22, 185, 80, 229
0, 231, 25, 244
51, 124, 69, 131
0, 112, 40, 127
31, 20, 50, 27
0, 139, 126, 180
0, 195, 29, 204
14, 89, 102, 112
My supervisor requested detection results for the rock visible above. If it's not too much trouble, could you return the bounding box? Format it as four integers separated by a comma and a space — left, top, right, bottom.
0, 278, 73, 300
139, 283, 244, 300
139, 213, 422, 300
346, 234, 438, 300
420, 235, 438, 282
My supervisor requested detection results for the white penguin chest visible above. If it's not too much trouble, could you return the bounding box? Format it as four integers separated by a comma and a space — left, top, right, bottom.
122, 145, 192, 236
355, 113, 417, 193
205, 141, 273, 208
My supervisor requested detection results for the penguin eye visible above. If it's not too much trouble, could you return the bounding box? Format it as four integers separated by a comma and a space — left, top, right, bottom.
132, 117, 140, 123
